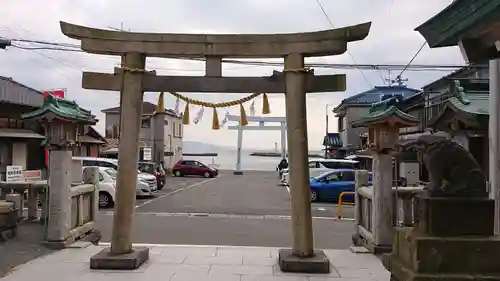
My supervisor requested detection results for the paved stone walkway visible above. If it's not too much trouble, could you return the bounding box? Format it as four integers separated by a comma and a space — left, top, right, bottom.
0, 222, 55, 278
0, 243, 390, 281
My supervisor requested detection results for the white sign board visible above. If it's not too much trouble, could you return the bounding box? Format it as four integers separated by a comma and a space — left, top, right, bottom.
143, 147, 152, 161
6, 166, 23, 182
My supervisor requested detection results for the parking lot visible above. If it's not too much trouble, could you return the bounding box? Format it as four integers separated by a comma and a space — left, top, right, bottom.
97, 171, 355, 248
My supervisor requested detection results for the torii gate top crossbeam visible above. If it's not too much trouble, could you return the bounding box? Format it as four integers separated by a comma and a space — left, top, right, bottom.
60, 21, 371, 58
226, 115, 286, 123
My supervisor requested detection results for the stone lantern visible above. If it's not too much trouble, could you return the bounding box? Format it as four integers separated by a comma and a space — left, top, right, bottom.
22, 94, 97, 150
351, 95, 420, 253
354, 96, 419, 153
21, 94, 97, 243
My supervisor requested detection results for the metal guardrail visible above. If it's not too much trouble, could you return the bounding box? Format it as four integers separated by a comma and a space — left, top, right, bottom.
337, 191, 355, 219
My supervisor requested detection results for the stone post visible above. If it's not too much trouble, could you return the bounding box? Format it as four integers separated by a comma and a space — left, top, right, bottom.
152, 93, 165, 165
91, 52, 149, 270
45, 150, 72, 242
234, 127, 243, 175
371, 153, 393, 253
27, 186, 38, 220
280, 121, 287, 159
352, 170, 369, 246
82, 166, 99, 221
278, 53, 330, 274
489, 59, 500, 235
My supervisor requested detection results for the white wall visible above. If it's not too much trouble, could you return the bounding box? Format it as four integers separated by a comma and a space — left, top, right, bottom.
164, 115, 183, 168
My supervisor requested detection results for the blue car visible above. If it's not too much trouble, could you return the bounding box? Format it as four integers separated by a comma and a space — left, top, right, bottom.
309, 169, 372, 203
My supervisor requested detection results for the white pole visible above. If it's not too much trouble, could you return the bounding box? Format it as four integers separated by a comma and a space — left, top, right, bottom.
489, 59, 500, 235
235, 126, 243, 175
280, 121, 287, 159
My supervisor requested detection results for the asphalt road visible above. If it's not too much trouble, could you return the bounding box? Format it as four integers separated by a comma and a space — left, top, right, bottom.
97, 171, 356, 249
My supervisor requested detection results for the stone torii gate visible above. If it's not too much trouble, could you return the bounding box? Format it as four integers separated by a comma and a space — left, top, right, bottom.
226, 114, 287, 175
60, 21, 371, 272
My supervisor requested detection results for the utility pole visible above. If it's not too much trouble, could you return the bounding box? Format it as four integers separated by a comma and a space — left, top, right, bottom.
325, 104, 329, 158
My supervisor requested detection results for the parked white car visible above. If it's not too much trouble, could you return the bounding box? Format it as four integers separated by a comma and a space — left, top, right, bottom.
82, 166, 156, 208
74, 156, 158, 193
280, 158, 359, 186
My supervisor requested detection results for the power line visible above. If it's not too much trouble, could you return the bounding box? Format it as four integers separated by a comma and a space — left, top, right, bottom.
314, 0, 379, 87
4, 39, 466, 70
1, 35, 467, 73
395, 41, 427, 83
9, 38, 79, 48
4, 25, 82, 82
11, 44, 83, 52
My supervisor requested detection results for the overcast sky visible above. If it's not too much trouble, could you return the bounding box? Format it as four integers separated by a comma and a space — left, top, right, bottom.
0, 0, 464, 150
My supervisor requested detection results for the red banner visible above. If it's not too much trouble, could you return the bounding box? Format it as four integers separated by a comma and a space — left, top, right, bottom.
42, 89, 65, 99
42, 89, 66, 167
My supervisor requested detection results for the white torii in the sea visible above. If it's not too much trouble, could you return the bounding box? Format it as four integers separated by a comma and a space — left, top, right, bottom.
226, 115, 287, 175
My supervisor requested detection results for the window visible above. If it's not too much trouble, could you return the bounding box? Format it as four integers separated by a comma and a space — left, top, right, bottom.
0, 118, 9, 128
309, 161, 318, 168
195, 161, 206, 167
325, 173, 340, 182
321, 161, 356, 169
105, 168, 117, 180
0, 142, 12, 176
82, 160, 97, 167
141, 118, 150, 128
100, 161, 118, 169
338, 116, 344, 131
178, 123, 182, 137
340, 171, 355, 181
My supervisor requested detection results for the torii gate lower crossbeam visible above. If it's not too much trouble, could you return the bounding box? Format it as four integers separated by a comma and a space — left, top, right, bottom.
227, 115, 286, 175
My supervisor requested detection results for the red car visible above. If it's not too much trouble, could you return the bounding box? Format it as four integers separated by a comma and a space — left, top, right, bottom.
172, 160, 219, 178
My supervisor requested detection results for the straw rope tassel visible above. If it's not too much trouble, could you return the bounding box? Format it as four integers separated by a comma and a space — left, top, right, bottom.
212, 108, 220, 130
262, 93, 271, 114
182, 103, 190, 125
239, 104, 248, 126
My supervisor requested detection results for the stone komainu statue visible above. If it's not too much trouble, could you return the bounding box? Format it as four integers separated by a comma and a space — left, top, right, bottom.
399, 134, 487, 197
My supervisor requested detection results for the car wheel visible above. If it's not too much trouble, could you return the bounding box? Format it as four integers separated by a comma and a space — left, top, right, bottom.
203, 171, 211, 178
310, 190, 318, 202
174, 170, 182, 177
99, 192, 113, 208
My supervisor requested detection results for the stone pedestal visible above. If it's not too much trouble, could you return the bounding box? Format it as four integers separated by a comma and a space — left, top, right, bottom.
46, 150, 72, 243
371, 153, 394, 254
278, 249, 330, 273
90, 247, 149, 270
383, 194, 500, 280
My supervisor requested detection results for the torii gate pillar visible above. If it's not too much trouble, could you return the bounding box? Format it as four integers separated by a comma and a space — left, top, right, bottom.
277, 53, 328, 273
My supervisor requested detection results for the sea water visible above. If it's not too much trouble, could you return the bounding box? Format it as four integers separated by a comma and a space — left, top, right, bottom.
182, 149, 323, 171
